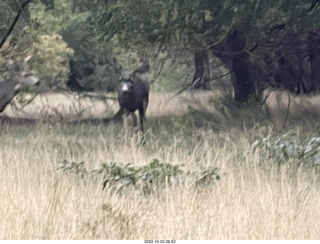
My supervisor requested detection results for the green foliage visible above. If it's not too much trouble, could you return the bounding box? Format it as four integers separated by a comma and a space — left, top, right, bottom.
2, 0, 320, 95
97, 162, 138, 191
85, 0, 320, 95
54, 1, 121, 91
90, 0, 317, 50
0, 0, 32, 39
30, 34, 74, 88
91, 0, 232, 49
29, 0, 75, 34
95, 158, 185, 195
68, 54, 120, 92
58, 158, 220, 196
139, 158, 183, 185
1, 0, 75, 90
251, 131, 320, 165
40, 0, 55, 10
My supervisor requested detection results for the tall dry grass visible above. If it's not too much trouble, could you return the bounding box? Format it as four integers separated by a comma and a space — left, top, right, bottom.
0, 91, 319, 239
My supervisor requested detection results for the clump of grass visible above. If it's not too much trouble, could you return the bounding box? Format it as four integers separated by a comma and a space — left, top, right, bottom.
57, 160, 87, 177
208, 91, 272, 130
195, 166, 220, 186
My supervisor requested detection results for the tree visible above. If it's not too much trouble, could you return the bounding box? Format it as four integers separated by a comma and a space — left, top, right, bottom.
0, 0, 75, 90
88, 0, 320, 103
3, 0, 320, 102
209, 1, 320, 102
0, 0, 33, 50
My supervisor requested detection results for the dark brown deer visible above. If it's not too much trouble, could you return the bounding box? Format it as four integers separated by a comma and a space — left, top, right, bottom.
0, 55, 39, 113
114, 65, 149, 132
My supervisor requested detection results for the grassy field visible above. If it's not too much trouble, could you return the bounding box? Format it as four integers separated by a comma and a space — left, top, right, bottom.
0, 91, 320, 239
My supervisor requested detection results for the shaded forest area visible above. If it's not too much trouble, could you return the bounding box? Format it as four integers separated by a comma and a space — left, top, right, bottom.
1, 0, 320, 103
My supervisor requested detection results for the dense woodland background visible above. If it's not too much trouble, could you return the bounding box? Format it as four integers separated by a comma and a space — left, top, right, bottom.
2, 1, 320, 240
2, 0, 320, 103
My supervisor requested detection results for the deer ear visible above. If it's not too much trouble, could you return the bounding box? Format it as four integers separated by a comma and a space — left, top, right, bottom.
24, 55, 33, 62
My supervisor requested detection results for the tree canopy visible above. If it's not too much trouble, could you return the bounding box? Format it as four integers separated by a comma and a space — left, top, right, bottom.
1, 0, 320, 102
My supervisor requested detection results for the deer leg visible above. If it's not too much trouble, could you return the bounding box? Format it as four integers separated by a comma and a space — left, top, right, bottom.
138, 108, 145, 132
131, 112, 138, 127
143, 98, 148, 113
114, 108, 125, 122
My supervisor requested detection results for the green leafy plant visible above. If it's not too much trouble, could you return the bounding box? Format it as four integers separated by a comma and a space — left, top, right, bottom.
139, 158, 183, 185
95, 159, 184, 195
58, 158, 220, 195
95, 162, 138, 193
30, 34, 74, 88
251, 132, 320, 165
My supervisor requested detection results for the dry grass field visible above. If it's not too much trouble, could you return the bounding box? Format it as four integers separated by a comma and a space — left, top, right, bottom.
0, 91, 320, 239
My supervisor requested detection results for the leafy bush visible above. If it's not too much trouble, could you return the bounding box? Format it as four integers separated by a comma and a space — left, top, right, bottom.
251, 132, 320, 165
58, 158, 220, 196
95, 162, 138, 194
30, 34, 74, 89
138, 159, 183, 185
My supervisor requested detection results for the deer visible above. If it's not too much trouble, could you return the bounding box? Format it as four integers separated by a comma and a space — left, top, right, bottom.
114, 64, 149, 132
0, 55, 39, 113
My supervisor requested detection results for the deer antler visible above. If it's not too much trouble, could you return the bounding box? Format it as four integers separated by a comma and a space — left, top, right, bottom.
24, 55, 33, 62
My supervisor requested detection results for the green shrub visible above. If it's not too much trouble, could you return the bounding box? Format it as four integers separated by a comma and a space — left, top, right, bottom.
251, 131, 320, 165
30, 34, 74, 88
58, 158, 220, 196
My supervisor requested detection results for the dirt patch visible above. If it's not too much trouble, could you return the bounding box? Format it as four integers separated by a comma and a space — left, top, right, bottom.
2, 90, 320, 126
264, 90, 320, 126
1, 91, 214, 123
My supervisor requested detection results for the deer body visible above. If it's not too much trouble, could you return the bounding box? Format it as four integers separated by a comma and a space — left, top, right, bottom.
0, 56, 39, 113
115, 78, 149, 131
0, 79, 20, 112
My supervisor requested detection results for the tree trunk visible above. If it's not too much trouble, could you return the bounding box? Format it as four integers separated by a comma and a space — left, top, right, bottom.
226, 29, 254, 103
308, 33, 320, 91
192, 50, 211, 90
